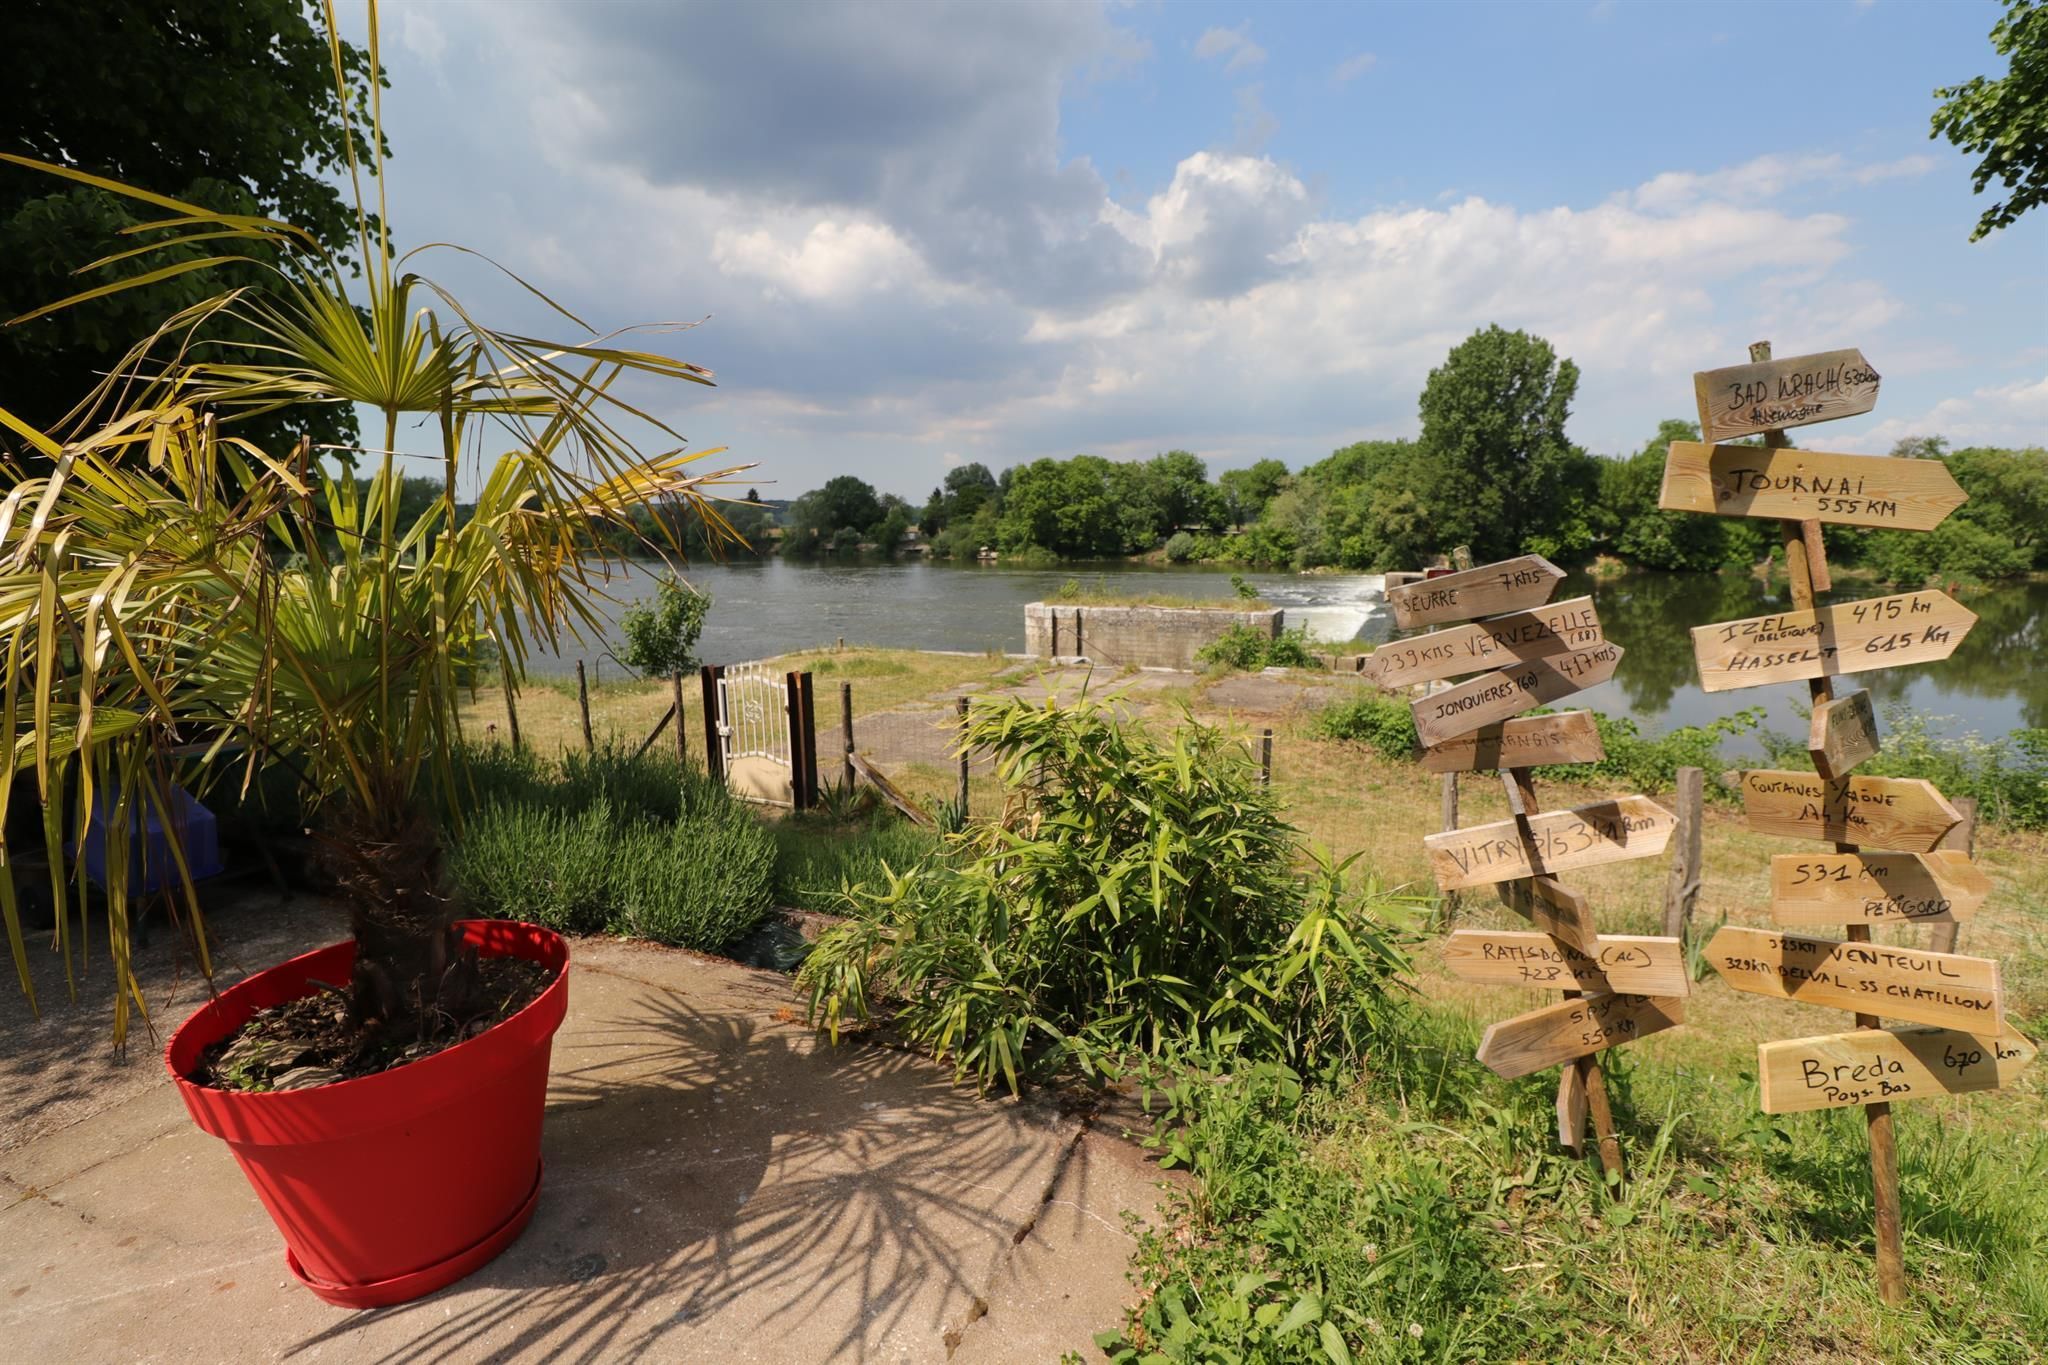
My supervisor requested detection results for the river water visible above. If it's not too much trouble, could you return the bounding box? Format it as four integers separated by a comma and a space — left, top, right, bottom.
549, 557, 2047, 749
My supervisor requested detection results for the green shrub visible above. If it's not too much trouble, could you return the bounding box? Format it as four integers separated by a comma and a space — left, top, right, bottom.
617, 573, 711, 678
1198, 623, 1319, 672
771, 815, 943, 913
450, 799, 622, 935
1163, 531, 1197, 562
1541, 708, 1764, 800
1761, 711, 2048, 829
1313, 693, 1419, 759
799, 698, 1418, 1091
450, 745, 776, 950
612, 799, 777, 947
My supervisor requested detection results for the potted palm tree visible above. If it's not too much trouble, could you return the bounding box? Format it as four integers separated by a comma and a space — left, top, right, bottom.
0, 4, 746, 1307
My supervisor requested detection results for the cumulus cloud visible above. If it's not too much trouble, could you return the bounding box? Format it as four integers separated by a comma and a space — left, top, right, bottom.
361, 0, 2007, 494
1836, 374, 2048, 453
1194, 23, 1266, 73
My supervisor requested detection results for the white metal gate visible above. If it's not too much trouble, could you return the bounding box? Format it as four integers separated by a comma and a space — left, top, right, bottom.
715, 663, 792, 805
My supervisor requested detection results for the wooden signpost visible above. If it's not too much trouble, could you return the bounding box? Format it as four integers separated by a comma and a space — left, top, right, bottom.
1702, 925, 2004, 1033
1419, 710, 1603, 773
1410, 639, 1623, 749
1690, 589, 1977, 693
1658, 440, 1966, 531
1735, 769, 1961, 852
1663, 340, 2033, 1307
1807, 689, 1879, 781
1385, 554, 1566, 629
1692, 347, 1881, 444
1367, 553, 1686, 1180
1769, 850, 1991, 927
1360, 596, 1602, 687
1757, 1026, 2035, 1114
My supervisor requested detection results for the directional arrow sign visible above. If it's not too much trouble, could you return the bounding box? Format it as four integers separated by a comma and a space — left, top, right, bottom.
1420, 710, 1605, 774
1703, 925, 2004, 1033
1692, 348, 1882, 444
1411, 640, 1622, 748
1425, 795, 1676, 891
1739, 770, 1961, 852
1658, 441, 1966, 531
1443, 931, 1688, 996
1692, 590, 1977, 693
1808, 689, 1880, 781
1361, 596, 1602, 688
1758, 1025, 2036, 1114
1386, 555, 1564, 629
1477, 993, 1685, 1080
1770, 851, 1991, 927
1497, 875, 1599, 954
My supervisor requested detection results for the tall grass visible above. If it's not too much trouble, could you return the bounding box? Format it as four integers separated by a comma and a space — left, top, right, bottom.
449, 745, 775, 951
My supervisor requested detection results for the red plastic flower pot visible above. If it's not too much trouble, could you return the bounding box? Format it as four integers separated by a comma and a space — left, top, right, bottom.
164, 919, 569, 1309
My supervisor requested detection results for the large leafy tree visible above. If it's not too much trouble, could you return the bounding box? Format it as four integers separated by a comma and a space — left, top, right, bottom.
0, 0, 374, 444
1416, 325, 1583, 563
1932, 0, 2047, 240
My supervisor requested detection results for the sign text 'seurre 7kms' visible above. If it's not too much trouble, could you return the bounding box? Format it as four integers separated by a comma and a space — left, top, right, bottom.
1691, 590, 1975, 692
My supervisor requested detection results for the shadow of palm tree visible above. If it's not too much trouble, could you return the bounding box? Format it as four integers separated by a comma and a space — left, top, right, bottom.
284, 962, 1067, 1362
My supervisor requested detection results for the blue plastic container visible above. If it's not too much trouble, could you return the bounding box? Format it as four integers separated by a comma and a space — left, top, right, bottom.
80, 785, 223, 895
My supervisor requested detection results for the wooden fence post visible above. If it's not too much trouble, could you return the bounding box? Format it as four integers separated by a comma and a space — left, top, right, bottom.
671, 673, 688, 766
700, 665, 725, 785
956, 696, 971, 811
1927, 796, 1977, 954
502, 673, 523, 752
1661, 767, 1704, 940
1438, 771, 1459, 923
1260, 729, 1274, 789
575, 660, 595, 753
841, 681, 856, 792
800, 671, 821, 809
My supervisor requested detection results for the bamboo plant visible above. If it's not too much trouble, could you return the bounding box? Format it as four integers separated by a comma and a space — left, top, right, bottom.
0, 1, 748, 1048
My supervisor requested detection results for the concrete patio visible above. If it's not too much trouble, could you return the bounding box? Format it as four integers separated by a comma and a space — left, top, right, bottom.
0, 899, 1171, 1363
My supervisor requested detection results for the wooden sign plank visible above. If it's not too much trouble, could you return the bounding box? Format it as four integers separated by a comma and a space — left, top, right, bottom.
1770, 851, 1991, 927
1385, 555, 1564, 629
1410, 640, 1622, 748
1658, 441, 1965, 531
1692, 590, 1976, 693
1419, 711, 1605, 774
1477, 993, 1685, 1080
1361, 597, 1602, 688
1444, 930, 1688, 996
1497, 875, 1599, 954
1739, 770, 1961, 852
1703, 925, 2004, 1033
1692, 348, 1882, 444
1808, 689, 1879, 781
1759, 1025, 2036, 1114
1426, 796, 1676, 891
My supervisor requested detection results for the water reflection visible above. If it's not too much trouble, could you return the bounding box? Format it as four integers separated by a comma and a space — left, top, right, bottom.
548, 558, 2042, 745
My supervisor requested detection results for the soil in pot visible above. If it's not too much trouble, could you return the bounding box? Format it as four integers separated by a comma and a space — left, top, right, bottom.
192, 956, 554, 1093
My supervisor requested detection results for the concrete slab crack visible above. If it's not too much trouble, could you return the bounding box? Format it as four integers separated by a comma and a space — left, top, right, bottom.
942, 1112, 1094, 1358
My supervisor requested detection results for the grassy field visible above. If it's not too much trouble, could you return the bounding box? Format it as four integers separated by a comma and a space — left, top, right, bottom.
1096, 692, 2048, 1362
459, 646, 1014, 760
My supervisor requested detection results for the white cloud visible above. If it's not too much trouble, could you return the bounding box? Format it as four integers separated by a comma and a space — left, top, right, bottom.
1628, 153, 1937, 213
360, 0, 2009, 496
1194, 23, 1266, 73
1333, 52, 1377, 82
1835, 373, 2048, 453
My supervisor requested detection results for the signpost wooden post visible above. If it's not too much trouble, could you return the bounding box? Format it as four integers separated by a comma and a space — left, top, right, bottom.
1369, 555, 1687, 1182
1662, 340, 2031, 1308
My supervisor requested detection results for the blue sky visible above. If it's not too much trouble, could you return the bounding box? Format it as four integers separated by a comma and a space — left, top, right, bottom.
365, 0, 2043, 502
